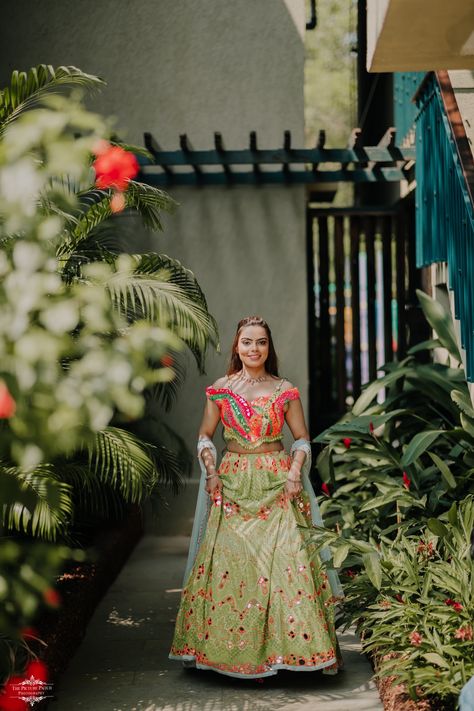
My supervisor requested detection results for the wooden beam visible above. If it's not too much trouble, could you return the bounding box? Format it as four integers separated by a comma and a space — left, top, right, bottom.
342, 128, 365, 169
138, 146, 415, 166
214, 132, 232, 183
179, 134, 202, 177
143, 132, 174, 176
140, 166, 411, 186
249, 131, 261, 182
312, 130, 326, 173
282, 130, 292, 180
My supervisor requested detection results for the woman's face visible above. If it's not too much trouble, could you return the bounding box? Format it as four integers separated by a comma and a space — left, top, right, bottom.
236, 325, 269, 368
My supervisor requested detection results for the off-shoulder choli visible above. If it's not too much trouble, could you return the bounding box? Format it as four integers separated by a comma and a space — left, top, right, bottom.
205, 379, 300, 449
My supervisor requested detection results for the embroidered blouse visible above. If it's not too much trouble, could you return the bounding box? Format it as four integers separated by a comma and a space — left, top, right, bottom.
205, 377, 300, 449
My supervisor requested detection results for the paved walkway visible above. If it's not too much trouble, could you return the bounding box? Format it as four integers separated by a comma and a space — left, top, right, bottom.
48, 536, 383, 711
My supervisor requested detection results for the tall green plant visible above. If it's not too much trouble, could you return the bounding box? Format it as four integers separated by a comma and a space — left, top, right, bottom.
310, 290, 474, 707
311, 497, 474, 705
0, 66, 220, 544
0, 66, 219, 684
315, 291, 473, 544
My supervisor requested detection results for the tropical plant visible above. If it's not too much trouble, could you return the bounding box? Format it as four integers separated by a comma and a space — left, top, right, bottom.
309, 290, 474, 708
0, 65, 220, 545
311, 496, 474, 706
314, 290, 473, 544
0, 65, 219, 685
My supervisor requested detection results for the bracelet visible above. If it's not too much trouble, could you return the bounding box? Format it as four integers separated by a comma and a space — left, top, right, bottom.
206, 473, 219, 480
287, 476, 302, 483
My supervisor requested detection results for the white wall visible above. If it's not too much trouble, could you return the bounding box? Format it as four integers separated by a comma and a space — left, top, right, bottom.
1, 1, 308, 525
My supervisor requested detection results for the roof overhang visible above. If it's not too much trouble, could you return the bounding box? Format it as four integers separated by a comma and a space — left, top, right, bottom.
367, 0, 474, 72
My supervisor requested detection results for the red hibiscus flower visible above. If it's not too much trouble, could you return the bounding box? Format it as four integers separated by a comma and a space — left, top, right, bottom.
20, 627, 39, 640
93, 145, 139, 191
409, 631, 423, 646
402, 471, 411, 489
42, 588, 61, 608
0, 660, 49, 711
0, 381, 16, 418
25, 660, 48, 682
342, 437, 352, 449
0, 674, 28, 711
321, 482, 331, 497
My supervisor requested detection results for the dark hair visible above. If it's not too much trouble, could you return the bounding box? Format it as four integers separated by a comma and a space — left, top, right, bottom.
226, 316, 279, 376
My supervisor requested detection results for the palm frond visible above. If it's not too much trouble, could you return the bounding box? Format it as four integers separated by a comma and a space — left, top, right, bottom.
87, 427, 159, 503
0, 463, 73, 541
47, 459, 125, 518
0, 64, 105, 133
106, 272, 219, 373
125, 180, 177, 230
150, 443, 187, 495
127, 416, 192, 493
123, 252, 219, 370
110, 139, 152, 162
56, 182, 176, 258
146, 348, 188, 411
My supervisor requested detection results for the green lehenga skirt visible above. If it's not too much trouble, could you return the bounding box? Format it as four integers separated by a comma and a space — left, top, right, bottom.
169, 449, 343, 679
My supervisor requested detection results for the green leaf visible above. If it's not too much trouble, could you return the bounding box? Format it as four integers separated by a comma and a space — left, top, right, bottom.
427, 518, 449, 537
428, 451, 456, 489
359, 492, 401, 513
0, 64, 105, 133
422, 653, 450, 669
416, 289, 461, 362
353, 371, 410, 416
88, 427, 159, 503
316, 446, 335, 485
332, 543, 350, 568
314, 410, 407, 442
407, 338, 441, 355
362, 551, 382, 590
460, 413, 474, 439
451, 388, 474, 418
400, 430, 445, 467
447, 502, 458, 526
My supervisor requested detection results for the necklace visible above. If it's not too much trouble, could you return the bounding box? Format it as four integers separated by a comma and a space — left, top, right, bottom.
235, 371, 269, 386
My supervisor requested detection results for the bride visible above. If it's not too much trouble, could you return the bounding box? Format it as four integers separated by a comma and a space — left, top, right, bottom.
169, 315, 343, 678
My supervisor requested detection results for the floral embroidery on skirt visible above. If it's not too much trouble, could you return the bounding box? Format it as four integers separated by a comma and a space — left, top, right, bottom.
169, 449, 343, 678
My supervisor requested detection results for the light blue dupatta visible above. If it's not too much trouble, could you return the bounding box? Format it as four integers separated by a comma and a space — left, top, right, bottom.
182, 435, 344, 600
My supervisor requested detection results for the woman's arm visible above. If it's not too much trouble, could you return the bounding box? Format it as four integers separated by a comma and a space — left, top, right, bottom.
284, 388, 311, 498
198, 384, 223, 494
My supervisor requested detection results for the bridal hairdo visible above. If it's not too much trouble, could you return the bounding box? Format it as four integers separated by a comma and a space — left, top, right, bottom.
227, 315, 279, 377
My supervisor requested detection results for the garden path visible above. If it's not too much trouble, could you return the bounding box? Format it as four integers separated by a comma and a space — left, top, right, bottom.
48, 535, 383, 711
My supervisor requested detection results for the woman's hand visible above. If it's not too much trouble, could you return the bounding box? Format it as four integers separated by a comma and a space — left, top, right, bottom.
284, 477, 302, 500
205, 471, 222, 499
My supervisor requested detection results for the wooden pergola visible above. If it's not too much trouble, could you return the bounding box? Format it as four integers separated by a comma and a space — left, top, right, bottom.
139, 128, 415, 191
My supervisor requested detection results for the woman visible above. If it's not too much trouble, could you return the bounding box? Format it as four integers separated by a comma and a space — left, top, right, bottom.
169, 316, 343, 679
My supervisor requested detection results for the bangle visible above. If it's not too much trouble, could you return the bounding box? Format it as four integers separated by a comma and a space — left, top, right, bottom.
206, 473, 219, 480
287, 476, 301, 483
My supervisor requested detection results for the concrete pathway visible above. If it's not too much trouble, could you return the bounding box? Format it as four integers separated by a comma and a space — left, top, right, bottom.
48, 536, 383, 711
